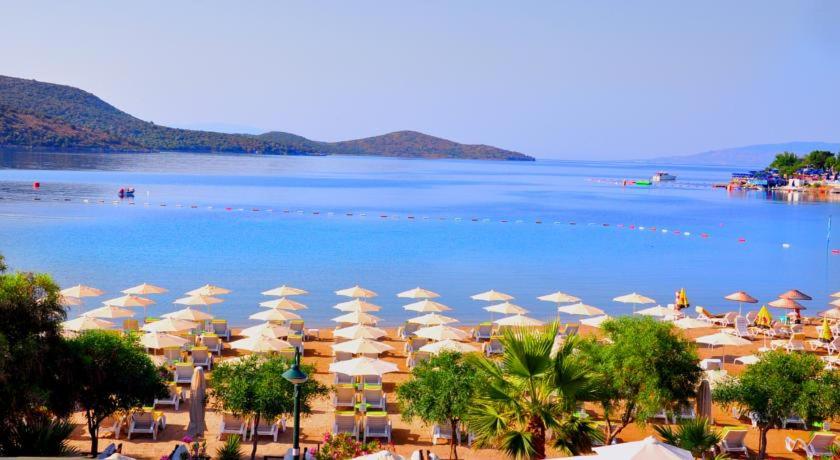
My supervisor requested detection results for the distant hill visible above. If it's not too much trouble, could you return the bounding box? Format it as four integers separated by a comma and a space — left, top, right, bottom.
258, 130, 531, 161
655, 141, 840, 167
0, 75, 532, 161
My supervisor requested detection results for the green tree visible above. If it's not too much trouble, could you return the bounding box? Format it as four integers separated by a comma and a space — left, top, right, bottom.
211, 355, 327, 460
0, 253, 6, 272
654, 418, 721, 460
769, 151, 803, 176
0, 268, 77, 454
579, 316, 702, 445
464, 324, 600, 459
824, 153, 838, 172
397, 351, 477, 459
66, 331, 168, 456
714, 351, 840, 459
802, 150, 834, 169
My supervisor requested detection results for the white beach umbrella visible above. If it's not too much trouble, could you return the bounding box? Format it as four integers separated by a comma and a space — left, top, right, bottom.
335, 285, 378, 298
83, 305, 136, 319
62, 316, 115, 331
259, 297, 308, 310
240, 322, 292, 339
331, 311, 381, 325
831, 291, 840, 299
261, 285, 308, 296
407, 313, 459, 326
141, 317, 199, 333
734, 354, 761, 366
819, 308, 840, 320
333, 324, 388, 340
230, 336, 293, 353
59, 295, 83, 307
494, 314, 545, 327
484, 302, 529, 315
634, 305, 673, 317
419, 339, 479, 355
673, 317, 712, 330
696, 332, 751, 363
581, 314, 611, 328
174, 295, 224, 307
829, 298, 840, 307
186, 284, 231, 296
589, 436, 692, 460
249, 308, 302, 322
537, 291, 581, 304
163, 306, 214, 322
614, 292, 656, 313
334, 299, 382, 312
414, 325, 470, 341
139, 331, 189, 349
403, 299, 452, 313
60, 284, 104, 298
331, 338, 394, 355
471, 290, 513, 302
328, 357, 399, 376
557, 302, 605, 316
122, 283, 168, 295
397, 287, 440, 299
103, 294, 156, 318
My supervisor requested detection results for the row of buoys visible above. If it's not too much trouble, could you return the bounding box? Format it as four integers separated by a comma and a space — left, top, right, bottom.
12, 194, 840, 253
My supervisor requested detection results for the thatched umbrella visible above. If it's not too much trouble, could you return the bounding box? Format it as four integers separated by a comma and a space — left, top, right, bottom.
187, 367, 207, 438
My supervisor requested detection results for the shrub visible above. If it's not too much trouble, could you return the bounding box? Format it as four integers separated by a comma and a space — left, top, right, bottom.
314, 433, 381, 460
216, 435, 243, 460
1, 413, 79, 456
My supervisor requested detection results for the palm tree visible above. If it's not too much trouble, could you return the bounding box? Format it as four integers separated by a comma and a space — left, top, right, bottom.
654, 418, 722, 460
464, 323, 599, 459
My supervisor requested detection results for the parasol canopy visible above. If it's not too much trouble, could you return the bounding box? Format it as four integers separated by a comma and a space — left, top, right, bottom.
331, 311, 381, 325
249, 308, 302, 322
634, 305, 673, 317
414, 325, 470, 341
163, 307, 214, 322
331, 338, 394, 355
62, 316, 115, 331
581, 314, 611, 328
328, 357, 399, 376
493, 314, 545, 327
174, 295, 224, 307
139, 331, 189, 349
335, 285, 377, 298
334, 299, 382, 312
333, 324, 388, 340
141, 317, 198, 333
557, 302, 604, 316
396, 287, 440, 299
484, 302, 529, 315
418, 339, 479, 355
403, 299, 452, 313
60, 284, 104, 298
779, 289, 812, 301
724, 291, 758, 303
768, 298, 805, 310
122, 283, 168, 295
537, 291, 581, 304
407, 313, 458, 326
471, 290, 513, 302
82, 305, 136, 319
673, 317, 711, 330
259, 297, 307, 310
230, 335, 293, 353
261, 285, 308, 297
186, 284, 231, 296
240, 322, 292, 339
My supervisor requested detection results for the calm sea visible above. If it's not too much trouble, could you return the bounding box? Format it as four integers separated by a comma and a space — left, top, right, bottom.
0, 151, 837, 326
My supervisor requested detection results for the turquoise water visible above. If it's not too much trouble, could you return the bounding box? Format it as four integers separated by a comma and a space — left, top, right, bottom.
0, 151, 837, 326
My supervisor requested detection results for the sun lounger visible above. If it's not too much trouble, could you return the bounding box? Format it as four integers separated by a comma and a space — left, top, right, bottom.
432, 422, 460, 445
472, 322, 493, 342
781, 412, 807, 429
696, 306, 718, 323
287, 334, 304, 354
211, 319, 231, 340
719, 427, 749, 456
675, 404, 696, 421
279, 347, 297, 360
483, 336, 504, 356
190, 346, 213, 369
332, 411, 359, 440
154, 384, 183, 411
711, 312, 738, 327
218, 413, 248, 440
163, 346, 182, 365
744, 311, 757, 326
786, 432, 837, 459
250, 417, 285, 442
725, 316, 754, 339
289, 320, 305, 336
810, 336, 840, 354
127, 411, 164, 440
99, 414, 124, 439
560, 324, 580, 337
359, 374, 381, 389
334, 372, 353, 385
407, 351, 431, 369
363, 412, 391, 443
361, 385, 386, 412
173, 363, 194, 384
333, 384, 357, 409
774, 333, 806, 353
200, 333, 222, 356
762, 322, 789, 338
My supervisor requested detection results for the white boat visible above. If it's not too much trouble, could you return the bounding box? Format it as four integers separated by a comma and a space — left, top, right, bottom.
651, 172, 677, 182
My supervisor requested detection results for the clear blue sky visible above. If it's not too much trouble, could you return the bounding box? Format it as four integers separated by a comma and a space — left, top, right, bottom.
2, 1, 839, 159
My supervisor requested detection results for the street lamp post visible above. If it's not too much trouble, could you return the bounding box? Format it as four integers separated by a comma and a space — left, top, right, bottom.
282, 348, 309, 460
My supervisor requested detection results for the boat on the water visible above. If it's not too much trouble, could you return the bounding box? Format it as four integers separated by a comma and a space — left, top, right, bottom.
651, 171, 676, 182
118, 187, 135, 198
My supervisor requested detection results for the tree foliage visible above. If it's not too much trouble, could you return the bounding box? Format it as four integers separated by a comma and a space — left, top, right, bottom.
211, 355, 327, 460
66, 331, 168, 456
0, 268, 77, 454
464, 324, 601, 459
579, 316, 701, 444
769, 150, 839, 175
713, 351, 840, 459
397, 351, 477, 459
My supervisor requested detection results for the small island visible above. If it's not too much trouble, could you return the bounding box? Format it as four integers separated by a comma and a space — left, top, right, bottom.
724, 150, 840, 197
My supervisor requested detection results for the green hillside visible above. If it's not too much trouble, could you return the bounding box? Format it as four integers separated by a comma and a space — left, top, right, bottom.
0, 75, 533, 160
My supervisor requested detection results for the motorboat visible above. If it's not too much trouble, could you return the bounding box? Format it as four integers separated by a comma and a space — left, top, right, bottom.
651, 172, 676, 182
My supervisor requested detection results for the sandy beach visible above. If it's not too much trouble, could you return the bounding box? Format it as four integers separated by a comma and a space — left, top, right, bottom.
62, 321, 833, 459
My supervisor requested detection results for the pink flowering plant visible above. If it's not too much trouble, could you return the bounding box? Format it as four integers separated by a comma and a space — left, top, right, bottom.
314, 433, 381, 459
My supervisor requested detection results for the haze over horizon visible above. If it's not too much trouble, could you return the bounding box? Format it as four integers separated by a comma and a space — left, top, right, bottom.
2, 1, 839, 160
